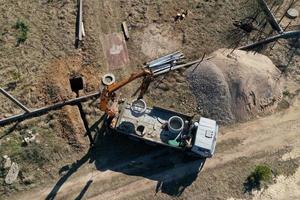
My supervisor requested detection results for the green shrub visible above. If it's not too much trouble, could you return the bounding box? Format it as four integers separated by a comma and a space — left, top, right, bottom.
244, 164, 273, 192
13, 19, 28, 45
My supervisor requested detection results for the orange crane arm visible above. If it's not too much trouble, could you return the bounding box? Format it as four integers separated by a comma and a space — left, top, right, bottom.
99, 69, 152, 114
106, 69, 152, 93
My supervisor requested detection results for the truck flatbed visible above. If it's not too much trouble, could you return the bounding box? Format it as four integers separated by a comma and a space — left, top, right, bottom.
112, 102, 218, 158
115, 104, 193, 148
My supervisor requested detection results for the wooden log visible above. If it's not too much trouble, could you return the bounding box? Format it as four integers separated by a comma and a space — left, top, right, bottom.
0, 88, 30, 113
81, 22, 86, 37
77, 0, 83, 41
0, 92, 101, 127
122, 21, 130, 40
257, 0, 283, 33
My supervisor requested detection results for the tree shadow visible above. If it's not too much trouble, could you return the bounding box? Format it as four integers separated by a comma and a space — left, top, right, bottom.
45, 149, 92, 200
154, 158, 206, 196
45, 115, 107, 200
74, 180, 93, 200
243, 177, 261, 193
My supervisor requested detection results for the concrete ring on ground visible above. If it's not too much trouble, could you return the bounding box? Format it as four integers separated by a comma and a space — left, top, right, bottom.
102, 73, 116, 86
286, 8, 299, 19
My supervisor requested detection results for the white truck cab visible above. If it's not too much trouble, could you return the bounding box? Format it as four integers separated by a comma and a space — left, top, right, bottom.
191, 117, 218, 158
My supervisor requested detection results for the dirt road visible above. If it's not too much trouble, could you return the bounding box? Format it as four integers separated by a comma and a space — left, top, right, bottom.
9, 94, 300, 200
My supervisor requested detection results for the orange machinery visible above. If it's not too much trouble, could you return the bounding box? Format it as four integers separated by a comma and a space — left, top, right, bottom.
99, 68, 152, 117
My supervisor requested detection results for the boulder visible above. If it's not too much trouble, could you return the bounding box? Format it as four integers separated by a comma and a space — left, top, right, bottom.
3, 155, 12, 169
5, 162, 20, 185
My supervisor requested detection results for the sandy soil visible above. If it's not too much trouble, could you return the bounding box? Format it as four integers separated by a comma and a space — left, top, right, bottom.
228, 135, 300, 200
252, 168, 300, 200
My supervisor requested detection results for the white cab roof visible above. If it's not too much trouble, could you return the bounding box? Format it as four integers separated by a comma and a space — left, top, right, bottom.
194, 117, 218, 152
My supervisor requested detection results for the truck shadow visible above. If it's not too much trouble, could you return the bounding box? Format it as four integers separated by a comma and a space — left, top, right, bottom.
46, 117, 205, 199
89, 124, 206, 197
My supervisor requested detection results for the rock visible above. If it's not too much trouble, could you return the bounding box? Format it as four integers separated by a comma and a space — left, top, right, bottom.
22, 134, 37, 145
3, 113, 12, 118
3, 155, 12, 169
5, 162, 20, 185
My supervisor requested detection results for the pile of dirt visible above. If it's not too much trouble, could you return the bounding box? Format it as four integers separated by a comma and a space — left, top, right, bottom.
187, 49, 283, 124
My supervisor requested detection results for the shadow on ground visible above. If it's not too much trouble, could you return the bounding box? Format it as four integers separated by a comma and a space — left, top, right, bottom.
46, 115, 205, 199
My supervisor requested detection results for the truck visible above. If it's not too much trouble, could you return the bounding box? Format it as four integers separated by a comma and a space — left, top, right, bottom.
109, 100, 218, 158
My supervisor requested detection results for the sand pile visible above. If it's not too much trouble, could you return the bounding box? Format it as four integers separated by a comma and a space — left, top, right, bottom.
187, 49, 283, 124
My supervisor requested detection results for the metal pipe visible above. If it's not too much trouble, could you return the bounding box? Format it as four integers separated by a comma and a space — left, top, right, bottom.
257, 0, 283, 33
147, 51, 180, 64
0, 92, 101, 127
148, 54, 184, 68
165, 55, 214, 75
146, 51, 181, 66
149, 57, 177, 67
153, 58, 211, 76
152, 64, 173, 73
0, 88, 31, 113
239, 30, 300, 50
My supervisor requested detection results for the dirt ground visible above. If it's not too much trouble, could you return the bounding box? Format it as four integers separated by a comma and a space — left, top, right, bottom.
0, 0, 300, 199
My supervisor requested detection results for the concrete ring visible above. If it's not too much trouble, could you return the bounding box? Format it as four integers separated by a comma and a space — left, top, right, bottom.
286, 8, 299, 19
102, 73, 116, 86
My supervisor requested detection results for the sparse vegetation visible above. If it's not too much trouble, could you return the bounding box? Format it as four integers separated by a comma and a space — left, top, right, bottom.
12, 70, 21, 81
283, 90, 290, 97
20, 143, 49, 167
0, 121, 72, 186
244, 164, 273, 192
13, 19, 28, 45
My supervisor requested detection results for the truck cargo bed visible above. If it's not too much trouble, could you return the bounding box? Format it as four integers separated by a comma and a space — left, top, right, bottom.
115, 104, 193, 147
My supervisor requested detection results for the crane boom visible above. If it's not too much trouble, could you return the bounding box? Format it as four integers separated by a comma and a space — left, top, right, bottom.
99, 69, 152, 115
106, 69, 152, 93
